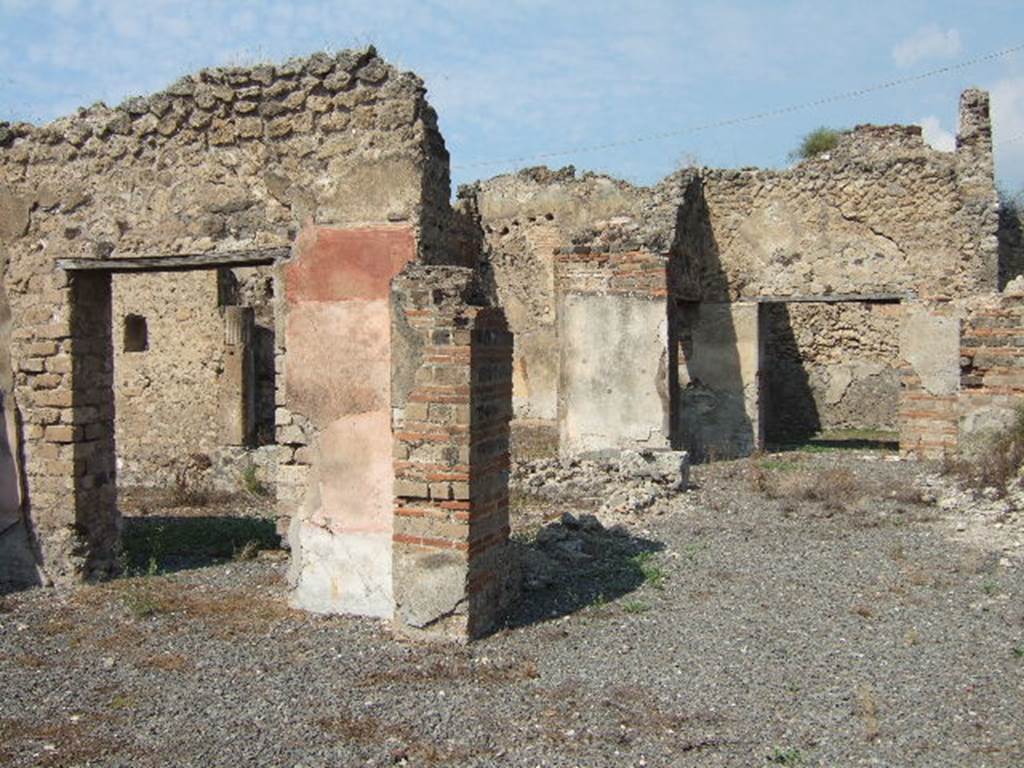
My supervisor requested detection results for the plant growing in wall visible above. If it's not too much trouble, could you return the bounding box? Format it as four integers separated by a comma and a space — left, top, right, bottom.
788, 127, 846, 161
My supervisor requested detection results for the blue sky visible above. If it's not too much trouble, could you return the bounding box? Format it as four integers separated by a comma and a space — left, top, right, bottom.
2, 1, 1024, 192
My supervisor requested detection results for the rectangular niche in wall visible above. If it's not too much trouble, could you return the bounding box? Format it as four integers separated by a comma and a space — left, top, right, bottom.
123, 313, 148, 352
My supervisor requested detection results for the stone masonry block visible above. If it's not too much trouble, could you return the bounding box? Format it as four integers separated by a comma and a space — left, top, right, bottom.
395, 479, 429, 498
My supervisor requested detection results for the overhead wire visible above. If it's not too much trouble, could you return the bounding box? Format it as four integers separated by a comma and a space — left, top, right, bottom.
452, 41, 1024, 171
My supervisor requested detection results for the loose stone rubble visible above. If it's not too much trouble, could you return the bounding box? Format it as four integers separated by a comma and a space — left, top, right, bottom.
513, 449, 690, 516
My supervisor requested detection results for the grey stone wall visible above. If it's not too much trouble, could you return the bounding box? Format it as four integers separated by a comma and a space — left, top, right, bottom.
762, 301, 902, 441
0, 46, 455, 585
474, 90, 999, 447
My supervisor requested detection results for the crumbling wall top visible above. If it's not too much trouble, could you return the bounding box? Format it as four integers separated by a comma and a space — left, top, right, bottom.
0, 46, 452, 268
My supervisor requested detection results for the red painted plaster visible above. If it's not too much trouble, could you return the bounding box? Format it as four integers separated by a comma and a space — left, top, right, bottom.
285, 225, 416, 303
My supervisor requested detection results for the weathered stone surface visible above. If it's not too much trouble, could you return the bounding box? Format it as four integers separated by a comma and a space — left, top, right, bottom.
394, 548, 467, 629
0, 187, 30, 242
678, 301, 762, 459
286, 520, 393, 617
762, 301, 901, 440
900, 307, 962, 397
0, 48, 461, 597
558, 292, 671, 455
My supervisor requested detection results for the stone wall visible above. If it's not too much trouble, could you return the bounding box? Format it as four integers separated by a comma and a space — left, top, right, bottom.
112, 270, 223, 487
762, 301, 903, 441
473, 90, 999, 452
697, 93, 997, 301
556, 246, 676, 455
998, 201, 1024, 288
0, 46, 461, 587
472, 168, 650, 425
676, 301, 762, 460
110, 265, 277, 490
899, 292, 1024, 459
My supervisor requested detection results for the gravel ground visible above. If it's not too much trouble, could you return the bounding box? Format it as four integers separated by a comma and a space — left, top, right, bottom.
2, 450, 1023, 767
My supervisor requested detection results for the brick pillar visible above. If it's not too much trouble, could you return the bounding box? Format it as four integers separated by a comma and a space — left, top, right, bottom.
956, 295, 1024, 454
21, 270, 119, 584
221, 306, 255, 446
69, 271, 118, 579
391, 265, 514, 639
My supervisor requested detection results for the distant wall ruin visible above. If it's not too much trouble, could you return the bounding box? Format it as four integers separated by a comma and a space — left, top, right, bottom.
472, 88, 1003, 457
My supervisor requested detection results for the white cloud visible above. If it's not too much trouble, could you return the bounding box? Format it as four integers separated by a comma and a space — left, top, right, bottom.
990, 75, 1024, 190
892, 25, 962, 68
919, 115, 955, 152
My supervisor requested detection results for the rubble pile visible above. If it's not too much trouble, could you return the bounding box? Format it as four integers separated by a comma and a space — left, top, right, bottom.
512, 449, 690, 515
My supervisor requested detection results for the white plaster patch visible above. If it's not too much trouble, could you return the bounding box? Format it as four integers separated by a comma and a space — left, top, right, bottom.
287, 519, 393, 618
394, 549, 467, 629
900, 309, 961, 397
558, 293, 670, 454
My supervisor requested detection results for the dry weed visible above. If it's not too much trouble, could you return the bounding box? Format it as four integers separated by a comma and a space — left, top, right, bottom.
854, 684, 881, 741
317, 712, 381, 742
943, 406, 1024, 496
0, 715, 130, 767
851, 604, 875, 619
13, 653, 48, 668
317, 711, 482, 765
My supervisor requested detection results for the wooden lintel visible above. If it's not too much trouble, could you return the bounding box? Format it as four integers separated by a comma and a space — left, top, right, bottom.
56, 247, 290, 273
754, 293, 910, 304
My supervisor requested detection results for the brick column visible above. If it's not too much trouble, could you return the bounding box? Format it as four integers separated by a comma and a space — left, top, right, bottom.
391, 265, 513, 639
956, 295, 1024, 452
18, 270, 119, 583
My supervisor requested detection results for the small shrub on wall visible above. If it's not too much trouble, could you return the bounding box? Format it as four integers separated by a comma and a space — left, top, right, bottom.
789, 127, 846, 161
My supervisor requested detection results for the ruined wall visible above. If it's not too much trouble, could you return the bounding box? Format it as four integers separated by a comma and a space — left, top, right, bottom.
472, 167, 692, 449
471, 90, 998, 457
0, 259, 40, 589
762, 301, 903, 440
998, 201, 1024, 288
676, 301, 762, 459
112, 271, 223, 487
697, 93, 997, 300
111, 265, 277, 490
899, 292, 1024, 459
473, 168, 655, 425
556, 246, 677, 455
682, 90, 997, 441
0, 46, 450, 584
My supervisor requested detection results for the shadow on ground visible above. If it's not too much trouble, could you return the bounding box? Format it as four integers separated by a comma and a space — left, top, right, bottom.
505, 515, 665, 628
120, 515, 280, 574
768, 437, 899, 454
